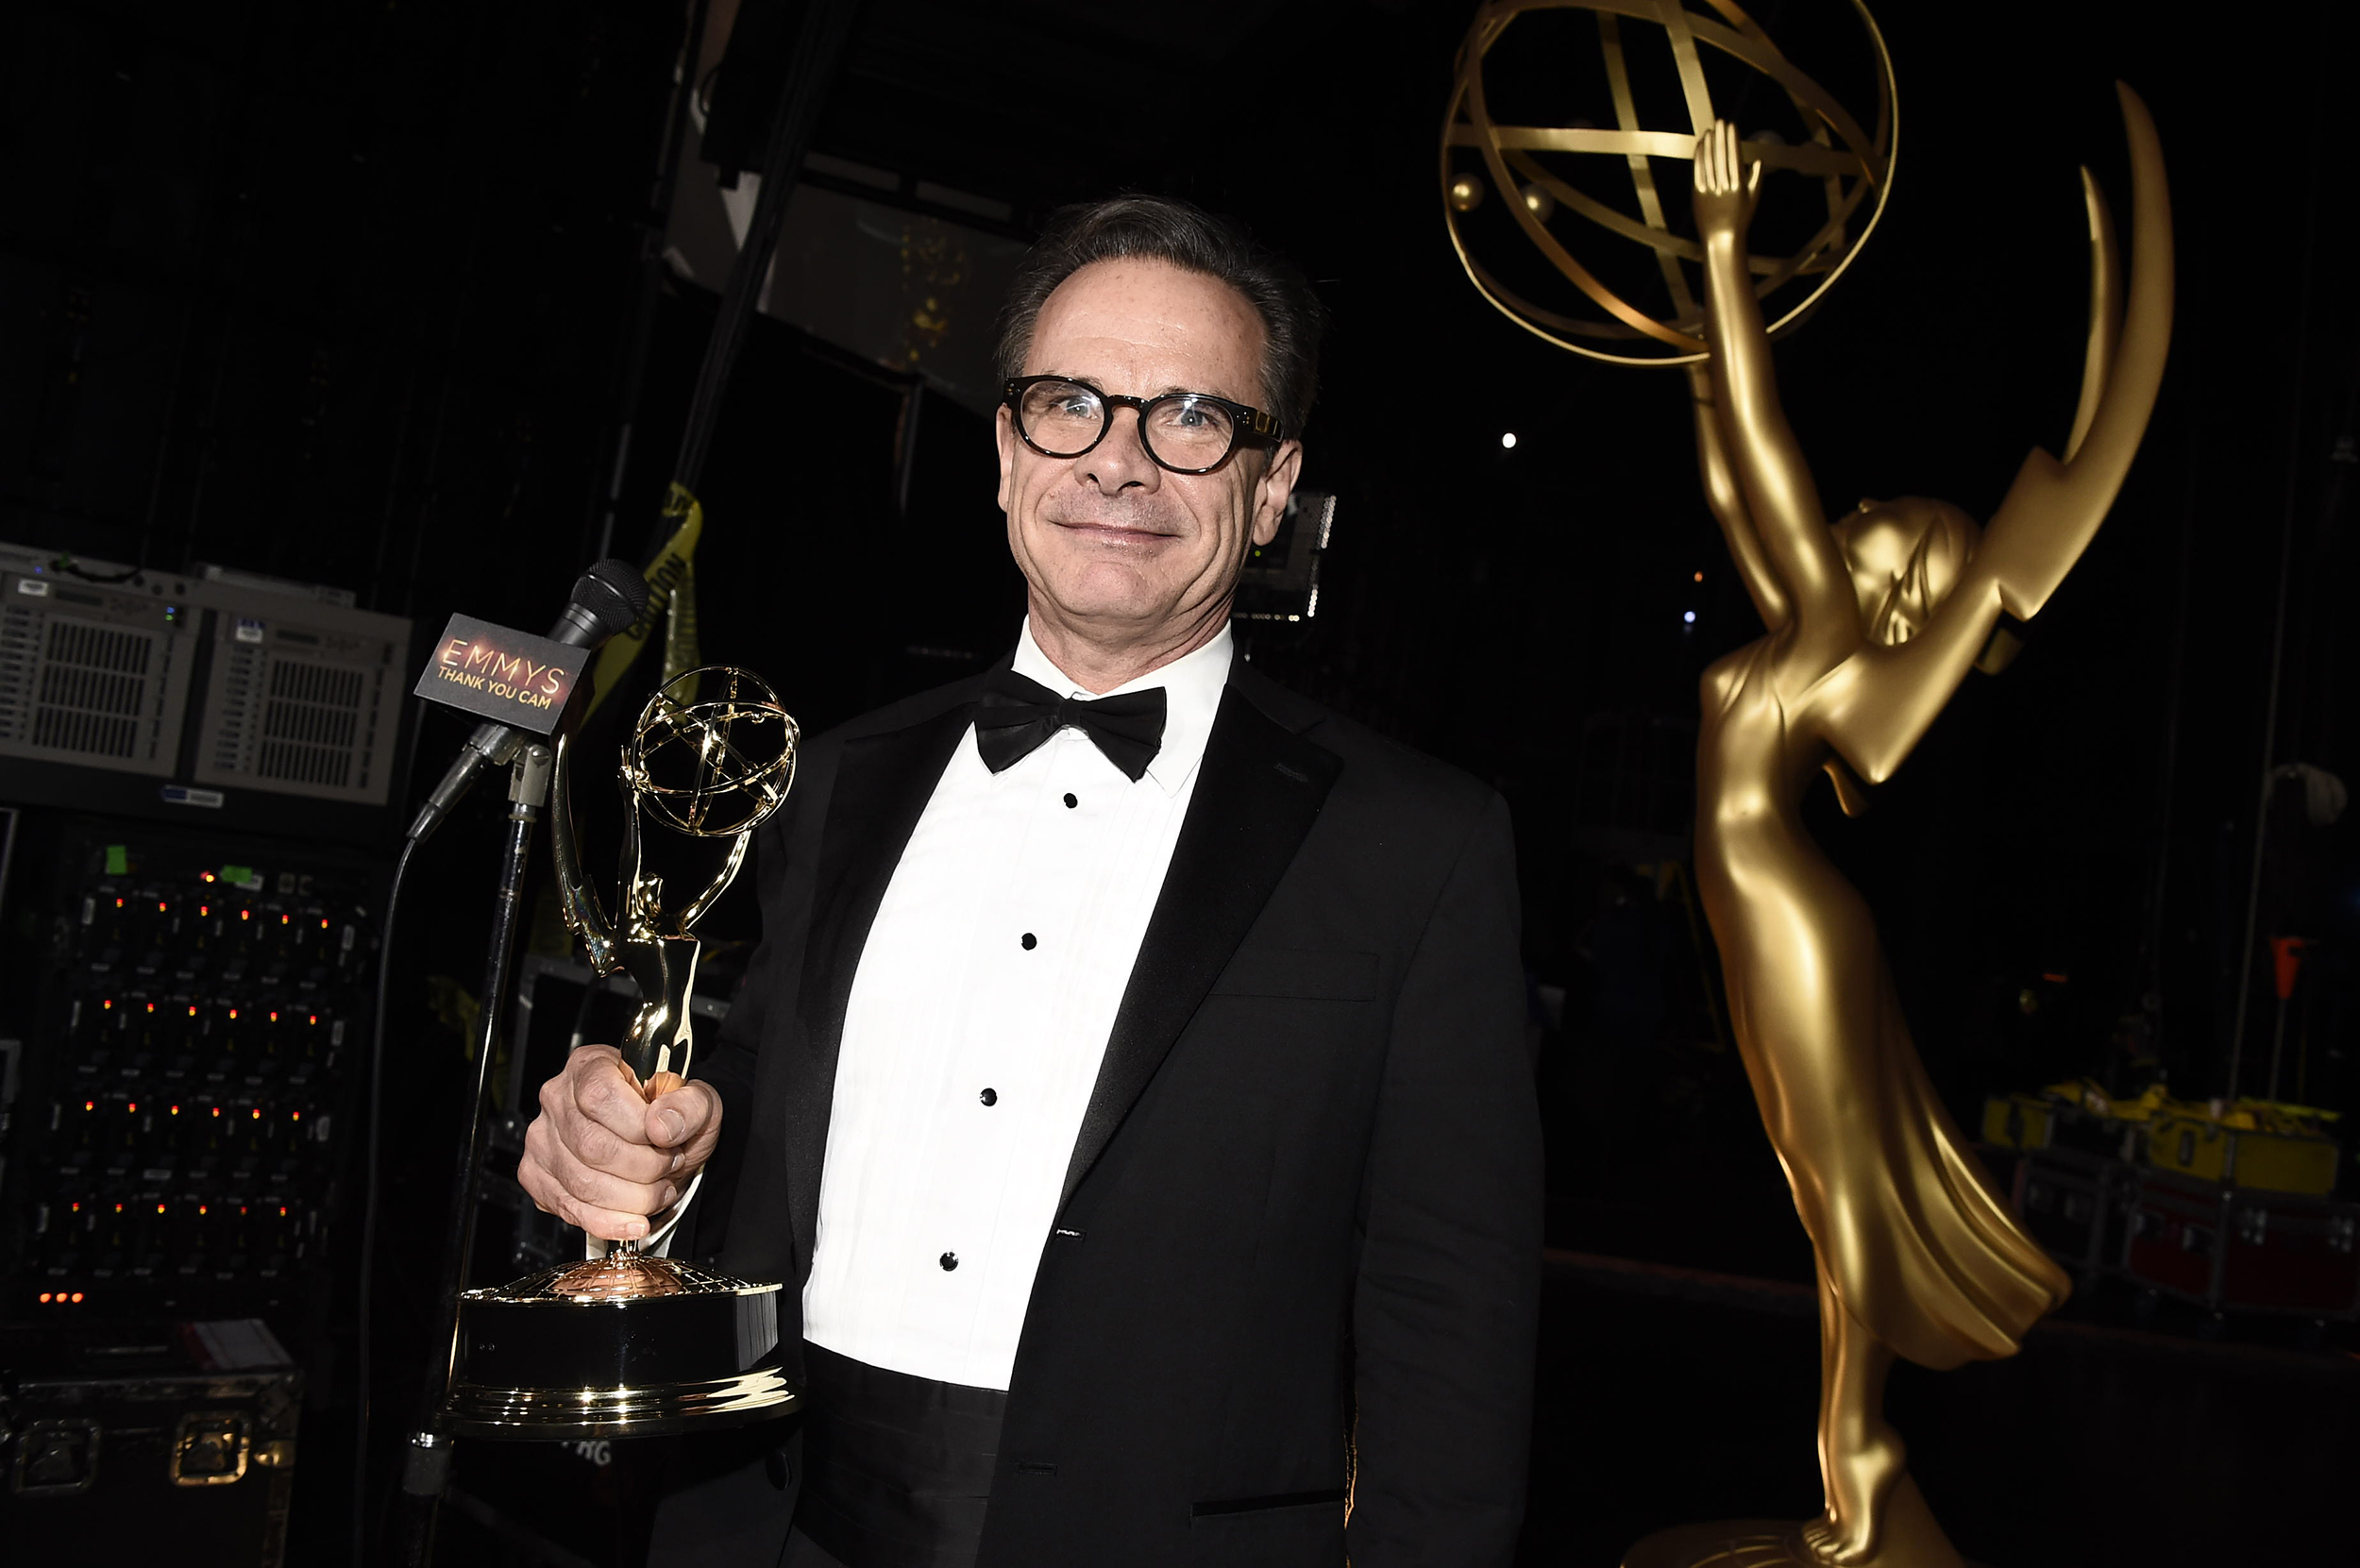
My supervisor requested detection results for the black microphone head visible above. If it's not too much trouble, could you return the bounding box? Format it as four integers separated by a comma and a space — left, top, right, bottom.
572, 559, 649, 640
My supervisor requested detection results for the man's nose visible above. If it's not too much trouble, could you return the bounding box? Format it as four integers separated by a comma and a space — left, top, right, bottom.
1081, 406, 1160, 490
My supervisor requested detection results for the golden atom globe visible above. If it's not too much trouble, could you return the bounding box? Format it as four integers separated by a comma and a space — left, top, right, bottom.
1442, 0, 1897, 364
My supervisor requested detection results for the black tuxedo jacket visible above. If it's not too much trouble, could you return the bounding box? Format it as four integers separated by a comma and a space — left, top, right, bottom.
656, 657, 1541, 1567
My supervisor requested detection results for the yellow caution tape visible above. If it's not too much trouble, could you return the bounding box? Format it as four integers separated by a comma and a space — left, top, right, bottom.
582, 484, 703, 721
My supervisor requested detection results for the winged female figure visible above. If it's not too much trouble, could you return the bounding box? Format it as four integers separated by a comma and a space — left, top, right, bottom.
1682, 87, 2171, 1565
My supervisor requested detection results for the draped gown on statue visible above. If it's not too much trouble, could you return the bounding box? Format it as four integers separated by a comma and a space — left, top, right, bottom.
1693, 631, 2067, 1372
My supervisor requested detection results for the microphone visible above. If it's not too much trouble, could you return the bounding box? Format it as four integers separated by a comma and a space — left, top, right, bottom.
405, 560, 649, 843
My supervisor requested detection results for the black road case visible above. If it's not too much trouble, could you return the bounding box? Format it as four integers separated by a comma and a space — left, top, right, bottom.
1, 1318, 301, 1565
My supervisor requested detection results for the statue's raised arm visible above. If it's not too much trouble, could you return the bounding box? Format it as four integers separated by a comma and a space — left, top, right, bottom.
1686, 362, 1792, 634
1692, 121, 1859, 665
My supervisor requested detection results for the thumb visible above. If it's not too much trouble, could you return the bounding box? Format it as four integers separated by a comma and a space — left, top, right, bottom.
645, 1071, 687, 1141
644, 1075, 719, 1151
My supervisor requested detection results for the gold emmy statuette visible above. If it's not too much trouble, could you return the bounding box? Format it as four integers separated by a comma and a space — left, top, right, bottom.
1624, 91, 2172, 1568
1434, 7, 2175, 1562
444, 666, 802, 1439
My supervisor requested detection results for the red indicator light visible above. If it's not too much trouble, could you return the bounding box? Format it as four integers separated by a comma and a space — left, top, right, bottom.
320, 919, 329, 929
170, 1105, 179, 1116
269, 1012, 278, 1023
156, 1203, 166, 1214
115, 898, 124, 908
158, 902, 167, 913
240, 911, 249, 922
291, 1111, 301, 1121
102, 999, 112, 1011
280, 914, 290, 925
126, 1103, 137, 1113
187, 1005, 196, 1017
211, 1107, 221, 1119
198, 1205, 208, 1216
83, 1100, 94, 1112
199, 905, 210, 917
250, 1108, 261, 1121
228, 1008, 238, 1020
308, 1015, 317, 1026
113, 1204, 123, 1213
202, 872, 215, 883
70, 1203, 80, 1213
278, 1206, 287, 1217
145, 1003, 154, 1014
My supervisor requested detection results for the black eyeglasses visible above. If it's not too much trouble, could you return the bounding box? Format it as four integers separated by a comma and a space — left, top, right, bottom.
1003, 376, 1286, 475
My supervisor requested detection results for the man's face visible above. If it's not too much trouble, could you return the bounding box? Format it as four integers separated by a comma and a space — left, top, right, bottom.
996, 259, 1301, 645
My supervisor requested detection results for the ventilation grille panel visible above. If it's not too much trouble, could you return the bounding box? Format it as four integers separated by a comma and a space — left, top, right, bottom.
33, 620, 156, 757
255, 658, 366, 788
194, 610, 401, 806
0, 585, 188, 776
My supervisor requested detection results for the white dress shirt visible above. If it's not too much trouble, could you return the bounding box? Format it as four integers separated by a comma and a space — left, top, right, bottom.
800, 620, 1233, 1391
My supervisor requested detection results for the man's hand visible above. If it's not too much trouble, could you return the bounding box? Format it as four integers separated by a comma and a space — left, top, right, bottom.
517, 1044, 723, 1241
1692, 119, 1762, 244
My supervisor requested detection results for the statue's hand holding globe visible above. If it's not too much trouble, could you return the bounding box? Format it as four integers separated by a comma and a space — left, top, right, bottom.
1690, 120, 1763, 247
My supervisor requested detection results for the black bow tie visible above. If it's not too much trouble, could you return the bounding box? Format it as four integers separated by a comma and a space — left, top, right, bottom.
973, 669, 1167, 782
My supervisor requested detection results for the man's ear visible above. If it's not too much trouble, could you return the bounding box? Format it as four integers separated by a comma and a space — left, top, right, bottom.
994, 404, 1018, 514
1249, 440, 1303, 548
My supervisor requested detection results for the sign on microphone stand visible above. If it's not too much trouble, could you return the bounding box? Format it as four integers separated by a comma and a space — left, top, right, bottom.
413, 615, 586, 733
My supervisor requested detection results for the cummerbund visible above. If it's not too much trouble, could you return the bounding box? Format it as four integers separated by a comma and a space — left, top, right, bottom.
795, 1340, 1009, 1568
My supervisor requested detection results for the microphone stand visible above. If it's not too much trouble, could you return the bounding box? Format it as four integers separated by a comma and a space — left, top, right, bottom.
393, 741, 553, 1566
373, 1, 866, 1550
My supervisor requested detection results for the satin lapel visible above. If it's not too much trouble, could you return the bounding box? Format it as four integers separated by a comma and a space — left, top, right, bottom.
1058, 683, 1340, 1208
784, 700, 975, 1279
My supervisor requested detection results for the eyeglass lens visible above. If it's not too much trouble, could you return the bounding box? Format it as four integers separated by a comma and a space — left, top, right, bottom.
1018, 379, 1238, 469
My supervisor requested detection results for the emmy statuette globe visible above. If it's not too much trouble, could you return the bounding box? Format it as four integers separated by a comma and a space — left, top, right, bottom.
1441, 0, 1896, 365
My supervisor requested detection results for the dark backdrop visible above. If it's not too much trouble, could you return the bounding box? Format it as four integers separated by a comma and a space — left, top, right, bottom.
2, 0, 2357, 1558
7, 0, 2352, 1113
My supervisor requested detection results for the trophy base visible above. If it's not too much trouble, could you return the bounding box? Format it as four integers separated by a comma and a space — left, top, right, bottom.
1623, 1484, 1977, 1568
445, 1255, 801, 1440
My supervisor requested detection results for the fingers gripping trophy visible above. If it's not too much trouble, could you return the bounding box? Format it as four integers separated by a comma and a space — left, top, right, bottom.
1440, 7, 2175, 1566
445, 667, 802, 1438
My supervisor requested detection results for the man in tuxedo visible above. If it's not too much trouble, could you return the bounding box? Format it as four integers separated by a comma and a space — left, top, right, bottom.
517, 196, 1542, 1566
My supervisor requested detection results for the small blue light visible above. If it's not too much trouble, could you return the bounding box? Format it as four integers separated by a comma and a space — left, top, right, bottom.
1682, 610, 1696, 624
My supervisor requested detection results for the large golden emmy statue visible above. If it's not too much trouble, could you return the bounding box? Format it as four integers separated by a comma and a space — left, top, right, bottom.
1438, 7, 2175, 1565
1621, 98, 2171, 1566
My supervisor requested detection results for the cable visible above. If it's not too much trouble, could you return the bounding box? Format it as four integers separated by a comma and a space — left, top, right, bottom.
352, 835, 418, 1568
2225, 17, 2331, 1098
